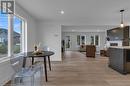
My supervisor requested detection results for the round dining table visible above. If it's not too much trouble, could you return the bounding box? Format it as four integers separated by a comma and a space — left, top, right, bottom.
22, 51, 54, 82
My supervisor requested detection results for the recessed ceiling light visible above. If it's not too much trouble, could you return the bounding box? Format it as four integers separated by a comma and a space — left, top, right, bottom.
60, 10, 64, 14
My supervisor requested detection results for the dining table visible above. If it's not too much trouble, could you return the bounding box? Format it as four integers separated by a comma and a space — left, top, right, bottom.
22, 51, 54, 82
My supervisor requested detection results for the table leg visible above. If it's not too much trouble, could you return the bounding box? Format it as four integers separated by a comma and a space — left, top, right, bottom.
44, 57, 48, 82
48, 56, 51, 71
32, 57, 34, 65
23, 57, 26, 68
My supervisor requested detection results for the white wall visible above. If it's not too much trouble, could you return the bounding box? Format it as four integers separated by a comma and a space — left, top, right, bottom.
62, 32, 106, 52
0, 3, 37, 85
62, 25, 108, 32
62, 26, 107, 53
15, 3, 37, 51
36, 23, 62, 61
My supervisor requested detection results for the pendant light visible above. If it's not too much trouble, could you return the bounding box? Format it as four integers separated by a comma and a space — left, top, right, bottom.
120, 9, 125, 28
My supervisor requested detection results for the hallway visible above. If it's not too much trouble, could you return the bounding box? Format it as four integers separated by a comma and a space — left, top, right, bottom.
46, 51, 130, 86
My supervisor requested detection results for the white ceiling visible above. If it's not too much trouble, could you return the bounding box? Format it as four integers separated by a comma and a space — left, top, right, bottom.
16, 0, 130, 25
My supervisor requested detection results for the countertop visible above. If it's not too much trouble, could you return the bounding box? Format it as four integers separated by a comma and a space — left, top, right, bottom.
109, 46, 130, 49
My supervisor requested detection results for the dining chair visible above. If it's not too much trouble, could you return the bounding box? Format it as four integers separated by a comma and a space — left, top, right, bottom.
10, 54, 43, 86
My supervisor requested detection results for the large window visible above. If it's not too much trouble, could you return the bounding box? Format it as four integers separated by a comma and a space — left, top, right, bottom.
77, 35, 99, 46
77, 35, 87, 45
90, 35, 100, 46
77, 35, 80, 45
13, 16, 22, 54
95, 35, 99, 46
81, 36, 85, 44
0, 10, 26, 58
0, 11, 8, 57
90, 36, 94, 45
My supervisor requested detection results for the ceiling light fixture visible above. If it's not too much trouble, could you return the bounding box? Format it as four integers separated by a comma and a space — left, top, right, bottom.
60, 10, 64, 14
120, 9, 125, 28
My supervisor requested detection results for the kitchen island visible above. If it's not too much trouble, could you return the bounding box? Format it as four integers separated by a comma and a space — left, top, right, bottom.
109, 46, 130, 74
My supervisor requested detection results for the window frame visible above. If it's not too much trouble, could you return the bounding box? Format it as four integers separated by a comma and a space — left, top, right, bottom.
9, 14, 26, 56
0, 7, 26, 59
95, 35, 100, 46
13, 15, 26, 54
90, 35, 100, 46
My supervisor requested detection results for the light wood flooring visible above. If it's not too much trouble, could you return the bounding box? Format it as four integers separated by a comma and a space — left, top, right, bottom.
45, 51, 130, 86
5, 51, 130, 86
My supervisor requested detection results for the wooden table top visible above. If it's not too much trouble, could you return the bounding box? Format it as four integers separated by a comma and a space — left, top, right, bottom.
22, 51, 54, 57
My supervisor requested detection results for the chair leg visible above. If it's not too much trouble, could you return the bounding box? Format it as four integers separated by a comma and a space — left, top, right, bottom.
11, 76, 15, 86
40, 66, 43, 86
31, 75, 35, 86
11, 77, 22, 86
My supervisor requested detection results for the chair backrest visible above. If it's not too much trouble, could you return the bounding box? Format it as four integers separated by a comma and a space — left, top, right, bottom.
10, 54, 24, 73
86, 45, 96, 57
86, 45, 96, 52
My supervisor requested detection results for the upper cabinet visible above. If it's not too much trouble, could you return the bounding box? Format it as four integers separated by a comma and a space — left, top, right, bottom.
107, 26, 129, 46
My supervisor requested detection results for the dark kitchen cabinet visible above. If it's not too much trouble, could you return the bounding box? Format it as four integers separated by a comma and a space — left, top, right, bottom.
109, 47, 130, 74
107, 26, 129, 46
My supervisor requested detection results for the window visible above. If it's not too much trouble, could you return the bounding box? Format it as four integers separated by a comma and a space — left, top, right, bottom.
86, 36, 87, 44
13, 16, 22, 54
0, 10, 8, 57
90, 36, 94, 45
0, 9, 26, 58
90, 35, 100, 46
77, 35, 80, 45
95, 35, 99, 46
81, 36, 85, 44
77, 35, 87, 45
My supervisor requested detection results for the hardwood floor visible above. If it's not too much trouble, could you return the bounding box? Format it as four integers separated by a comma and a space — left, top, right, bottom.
5, 51, 130, 86
45, 51, 130, 86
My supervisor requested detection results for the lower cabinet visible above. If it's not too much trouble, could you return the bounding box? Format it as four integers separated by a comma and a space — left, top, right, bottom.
109, 47, 130, 74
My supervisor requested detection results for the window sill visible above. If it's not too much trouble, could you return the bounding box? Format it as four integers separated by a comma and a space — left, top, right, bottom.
0, 57, 10, 63
0, 52, 24, 63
